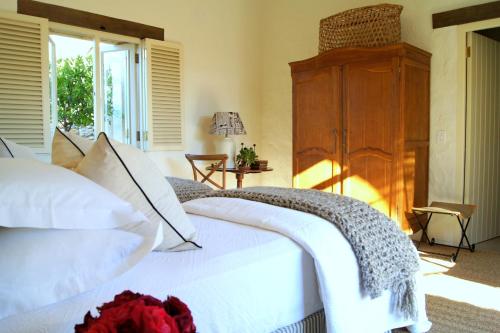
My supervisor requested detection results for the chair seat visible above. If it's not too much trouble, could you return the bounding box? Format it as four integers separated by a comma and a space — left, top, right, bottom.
413, 202, 476, 219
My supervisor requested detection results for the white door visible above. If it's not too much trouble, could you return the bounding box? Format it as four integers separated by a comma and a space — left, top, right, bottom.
464, 31, 500, 244
101, 43, 137, 145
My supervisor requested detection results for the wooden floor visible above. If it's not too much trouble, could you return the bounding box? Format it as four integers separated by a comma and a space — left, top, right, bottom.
475, 236, 500, 253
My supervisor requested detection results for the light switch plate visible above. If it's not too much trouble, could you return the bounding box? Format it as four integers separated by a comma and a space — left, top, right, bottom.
437, 130, 447, 144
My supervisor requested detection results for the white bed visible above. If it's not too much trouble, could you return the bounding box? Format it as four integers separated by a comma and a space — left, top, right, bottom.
0, 213, 323, 333
0, 198, 432, 333
1, 136, 431, 333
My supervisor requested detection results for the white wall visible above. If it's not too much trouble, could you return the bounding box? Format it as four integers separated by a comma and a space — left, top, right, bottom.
1, 0, 496, 241
0, 0, 263, 188
257, 0, 492, 243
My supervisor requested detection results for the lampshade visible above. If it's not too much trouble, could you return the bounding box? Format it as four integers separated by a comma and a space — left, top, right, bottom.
209, 112, 246, 137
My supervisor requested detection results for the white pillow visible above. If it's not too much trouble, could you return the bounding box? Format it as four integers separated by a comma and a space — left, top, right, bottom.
0, 137, 37, 159
0, 158, 147, 230
0, 228, 148, 319
75, 132, 199, 251
51, 127, 94, 169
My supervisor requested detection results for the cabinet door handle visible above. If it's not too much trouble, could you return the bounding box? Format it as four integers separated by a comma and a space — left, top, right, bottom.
332, 129, 338, 154
343, 129, 347, 155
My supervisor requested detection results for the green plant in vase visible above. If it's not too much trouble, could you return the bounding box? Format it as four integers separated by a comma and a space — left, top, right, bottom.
236, 143, 258, 170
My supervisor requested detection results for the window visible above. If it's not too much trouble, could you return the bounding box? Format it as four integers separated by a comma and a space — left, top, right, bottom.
50, 34, 95, 138
0, 11, 184, 152
49, 29, 140, 146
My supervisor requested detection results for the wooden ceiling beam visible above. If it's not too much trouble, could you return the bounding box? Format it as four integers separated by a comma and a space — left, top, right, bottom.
433, 1, 500, 29
17, 0, 164, 40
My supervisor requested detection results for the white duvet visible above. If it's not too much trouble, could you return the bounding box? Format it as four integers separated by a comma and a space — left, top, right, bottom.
0, 197, 431, 333
183, 197, 432, 333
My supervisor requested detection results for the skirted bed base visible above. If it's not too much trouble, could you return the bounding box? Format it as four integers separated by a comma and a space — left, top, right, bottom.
273, 310, 392, 333
272, 310, 325, 333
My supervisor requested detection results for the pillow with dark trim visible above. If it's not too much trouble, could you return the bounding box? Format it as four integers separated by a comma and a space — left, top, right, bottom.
0, 137, 37, 159
75, 132, 199, 251
51, 127, 94, 168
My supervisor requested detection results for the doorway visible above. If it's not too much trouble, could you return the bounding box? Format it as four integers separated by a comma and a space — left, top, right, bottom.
464, 29, 500, 244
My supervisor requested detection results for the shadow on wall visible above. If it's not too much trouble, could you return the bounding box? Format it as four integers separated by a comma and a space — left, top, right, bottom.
193, 90, 219, 154
197, 116, 216, 153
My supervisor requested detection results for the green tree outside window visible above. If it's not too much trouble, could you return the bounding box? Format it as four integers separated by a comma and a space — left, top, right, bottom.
56, 55, 94, 132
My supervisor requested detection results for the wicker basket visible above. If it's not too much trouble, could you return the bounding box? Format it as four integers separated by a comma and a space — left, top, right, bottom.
318, 4, 403, 53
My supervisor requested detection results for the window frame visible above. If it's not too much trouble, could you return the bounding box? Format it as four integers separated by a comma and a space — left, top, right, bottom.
49, 22, 142, 146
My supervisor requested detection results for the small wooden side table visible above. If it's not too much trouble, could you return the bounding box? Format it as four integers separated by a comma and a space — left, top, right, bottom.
207, 167, 273, 189
412, 201, 476, 262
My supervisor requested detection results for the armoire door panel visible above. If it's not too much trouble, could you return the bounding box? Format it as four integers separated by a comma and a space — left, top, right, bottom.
403, 61, 430, 142
402, 143, 430, 231
344, 61, 395, 154
402, 60, 430, 231
293, 66, 342, 193
344, 155, 392, 216
342, 60, 397, 218
295, 150, 342, 192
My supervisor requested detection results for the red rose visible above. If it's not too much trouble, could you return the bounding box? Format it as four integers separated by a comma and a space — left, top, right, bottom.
99, 290, 163, 312
75, 291, 193, 333
163, 296, 196, 333
134, 303, 179, 333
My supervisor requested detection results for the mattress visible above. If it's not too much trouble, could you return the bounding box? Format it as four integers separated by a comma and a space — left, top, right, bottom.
184, 197, 431, 333
0, 214, 323, 333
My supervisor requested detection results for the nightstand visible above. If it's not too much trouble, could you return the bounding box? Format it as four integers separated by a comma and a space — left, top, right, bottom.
207, 166, 273, 189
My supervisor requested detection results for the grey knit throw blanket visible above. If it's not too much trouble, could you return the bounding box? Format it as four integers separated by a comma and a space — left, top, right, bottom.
203, 186, 420, 319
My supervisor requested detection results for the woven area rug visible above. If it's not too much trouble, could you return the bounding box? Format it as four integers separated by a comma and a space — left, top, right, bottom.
393, 245, 500, 332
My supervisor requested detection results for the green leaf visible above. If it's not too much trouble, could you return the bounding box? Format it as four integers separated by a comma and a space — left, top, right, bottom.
56, 54, 94, 132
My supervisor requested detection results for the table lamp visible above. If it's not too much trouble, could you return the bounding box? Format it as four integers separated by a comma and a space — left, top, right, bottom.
209, 112, 246, 168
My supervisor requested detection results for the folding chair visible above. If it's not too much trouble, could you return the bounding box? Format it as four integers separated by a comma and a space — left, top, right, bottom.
185, 154, 227, 190
412, 201, 476, 262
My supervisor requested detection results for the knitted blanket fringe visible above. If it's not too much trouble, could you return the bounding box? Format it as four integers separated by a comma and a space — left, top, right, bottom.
203, 187, 420, 319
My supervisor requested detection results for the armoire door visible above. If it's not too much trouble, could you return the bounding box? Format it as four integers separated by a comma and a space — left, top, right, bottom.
293, 66, 342, 192
342, 59, 398, 219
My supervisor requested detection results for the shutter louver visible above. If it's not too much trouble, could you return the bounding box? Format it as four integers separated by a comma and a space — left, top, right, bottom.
145, 39, 183, 151
0, 12, 49, 151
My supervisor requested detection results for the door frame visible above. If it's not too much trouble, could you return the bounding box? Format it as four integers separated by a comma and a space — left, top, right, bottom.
456, 17, 500, 203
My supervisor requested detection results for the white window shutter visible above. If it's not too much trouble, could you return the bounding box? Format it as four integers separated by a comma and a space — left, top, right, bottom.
143, 39, 184, 151
0, 11, 49, 152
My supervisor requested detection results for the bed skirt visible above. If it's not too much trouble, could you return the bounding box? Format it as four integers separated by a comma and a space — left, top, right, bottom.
272, 310, 325, 333
270, 310, 394, 333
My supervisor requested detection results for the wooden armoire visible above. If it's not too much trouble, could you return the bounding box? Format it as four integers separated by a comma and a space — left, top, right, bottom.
290, 43, 430, 231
